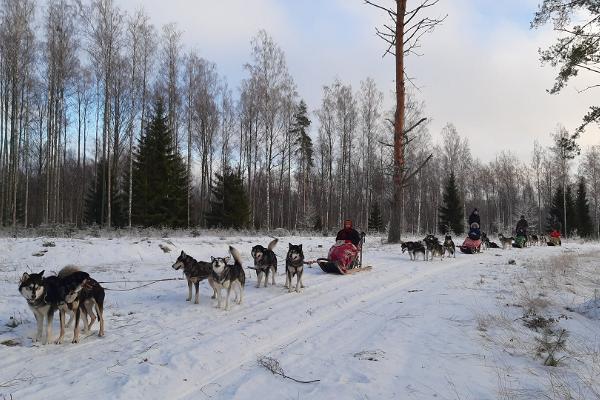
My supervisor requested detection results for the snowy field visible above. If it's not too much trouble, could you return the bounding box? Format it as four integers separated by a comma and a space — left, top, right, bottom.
1, 234, 599, 399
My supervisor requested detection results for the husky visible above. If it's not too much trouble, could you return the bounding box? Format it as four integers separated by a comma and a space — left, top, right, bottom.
172, 251, 216, 304
480, 232, 490, 251
18, 267, 104, 344
401, 241, 426, 261
211, 246, 245, 310
60, 267, 105, 344
443, 235, 456, 258
19, 270, 56, 344
528, 234, 539, 246
251, 238, 278, 288
488, 241, 500, 249
423, 235, 444, 261
498, 234, 513, 249
285, 243, 304, 293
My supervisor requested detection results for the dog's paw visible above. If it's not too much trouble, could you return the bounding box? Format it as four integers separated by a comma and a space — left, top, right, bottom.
55, 338, 63, 345
255, 284, 260, 288
72, 338, 79, 344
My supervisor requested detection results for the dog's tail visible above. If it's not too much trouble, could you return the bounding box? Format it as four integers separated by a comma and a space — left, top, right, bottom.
229, 246, 243, 267
58, 265, 81, 279
267, 238, 278, 251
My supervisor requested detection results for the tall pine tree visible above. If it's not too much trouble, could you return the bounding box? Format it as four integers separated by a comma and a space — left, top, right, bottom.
575, 177, 592, 237
439, 172, 464, 234
205, 168, 250, 229
548, 185, 576, 236
131, 98, 188, 227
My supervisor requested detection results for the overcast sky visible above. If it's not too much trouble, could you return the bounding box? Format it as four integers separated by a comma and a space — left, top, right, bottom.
120, 0, 600, 161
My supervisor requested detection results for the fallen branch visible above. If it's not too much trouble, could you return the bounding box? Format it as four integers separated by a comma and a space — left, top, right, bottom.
257, 356, 320, 384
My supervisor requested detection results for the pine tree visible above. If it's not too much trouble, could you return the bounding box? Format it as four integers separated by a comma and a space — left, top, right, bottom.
368, 201, 383, 232
205, 168, 250, 229
439, 172, 464, 234
575, 177, 593, 237
131, 98, 188, 227
548, 185, 576, 235
85, 159, 127, 227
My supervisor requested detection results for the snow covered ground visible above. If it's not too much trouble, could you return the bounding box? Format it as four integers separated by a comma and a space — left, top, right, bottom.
1, 234, 599, 399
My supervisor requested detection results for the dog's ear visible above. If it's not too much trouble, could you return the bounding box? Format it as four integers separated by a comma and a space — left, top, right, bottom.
224, 256, 231, 263
181, 250, 185, 256
39, 270, 45, 277
299, 244, 302, 250
289, 243, 292, 249
211, 256, 215, 262
20, 272, 29, 283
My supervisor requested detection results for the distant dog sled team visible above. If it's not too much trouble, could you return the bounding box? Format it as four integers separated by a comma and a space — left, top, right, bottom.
17, 211, 561, 345
401, 208, 563, 260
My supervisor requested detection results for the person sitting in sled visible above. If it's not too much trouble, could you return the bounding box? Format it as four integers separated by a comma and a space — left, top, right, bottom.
548, 216, 562, 246
336, 219, 362, 247
467, 208, 481, 240
514, 215, 528, 247
328, 219, 364, 271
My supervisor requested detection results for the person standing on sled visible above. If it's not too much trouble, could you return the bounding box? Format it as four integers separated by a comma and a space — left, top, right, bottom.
514, 215, 528, 247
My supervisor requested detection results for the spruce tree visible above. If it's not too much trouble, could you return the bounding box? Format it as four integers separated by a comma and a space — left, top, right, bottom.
575, 177, 593, 237
439, 172, 464, 234
205, 168, 250, 229
131, 98, 188, 227
85, 159, 127, 227
548, 185, 576, 235
368, 201, 383, 232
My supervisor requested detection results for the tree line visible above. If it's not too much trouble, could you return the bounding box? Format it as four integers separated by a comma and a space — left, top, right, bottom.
0, 0, 598, 238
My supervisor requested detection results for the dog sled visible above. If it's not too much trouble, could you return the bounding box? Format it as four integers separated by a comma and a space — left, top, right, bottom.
459, 237, 482, 254
547, 230, 561, 246
314, 233, 371, 275
460, 223, 482, 254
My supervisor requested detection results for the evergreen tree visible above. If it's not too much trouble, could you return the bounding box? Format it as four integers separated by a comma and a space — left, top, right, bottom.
131, 98, 188, 227
548, 185, 576, 235
439, 172, 464, 234
205, 168, 250, 229
575, 177, 593, 237
368, 201, 383, 232
85, 159, 127, 227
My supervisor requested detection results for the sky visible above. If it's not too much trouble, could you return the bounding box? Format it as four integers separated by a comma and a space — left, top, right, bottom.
120, 0, 600, 162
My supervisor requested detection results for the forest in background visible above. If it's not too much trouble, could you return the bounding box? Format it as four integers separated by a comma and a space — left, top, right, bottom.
1, 0, 599, 237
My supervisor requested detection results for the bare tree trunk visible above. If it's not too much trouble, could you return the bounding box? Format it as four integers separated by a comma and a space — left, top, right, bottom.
388, 0, 407, 243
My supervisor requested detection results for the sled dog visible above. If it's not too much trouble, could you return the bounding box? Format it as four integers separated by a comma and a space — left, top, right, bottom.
423, 235, 443, 261
172, 251, 216, 303
443, 235, 456, 258
251, 238, 278, 288
211, 246, 245, 310
498, 234, 514, 249
401, 241, 426, 261
285, 243, 305, 293
19, 267, 104, 344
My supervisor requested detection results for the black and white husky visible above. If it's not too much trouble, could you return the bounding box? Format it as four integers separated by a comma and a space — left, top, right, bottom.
211, 246, 246, 310
56, 266, 105, 344
401, 241, 426, 261
443, 235, 456, 258
18, 267, 104, 344
251, 238, 278, 288
285, 243, 304, 293
19, 270, 56, 344
172, 251, 216, 304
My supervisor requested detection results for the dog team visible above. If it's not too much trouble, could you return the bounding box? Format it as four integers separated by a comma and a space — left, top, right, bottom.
18, 239, 306, 345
